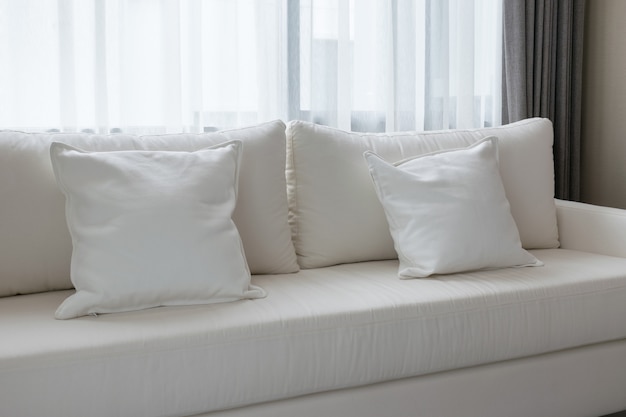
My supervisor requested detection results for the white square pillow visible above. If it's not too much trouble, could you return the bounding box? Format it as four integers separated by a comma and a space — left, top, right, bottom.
50, 140, 266, 319
286, 118, 558, 269
364, 137, 542, 278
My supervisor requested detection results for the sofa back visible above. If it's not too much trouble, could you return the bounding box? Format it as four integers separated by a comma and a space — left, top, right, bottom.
0, 121, 298, 297
0, 117, 559, 296
286, 118, 559, 269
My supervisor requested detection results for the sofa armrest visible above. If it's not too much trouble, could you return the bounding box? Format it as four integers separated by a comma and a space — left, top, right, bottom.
556, 199, 626, 258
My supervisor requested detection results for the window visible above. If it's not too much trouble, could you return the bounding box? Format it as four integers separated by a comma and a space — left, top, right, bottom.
0, 0, 502, 133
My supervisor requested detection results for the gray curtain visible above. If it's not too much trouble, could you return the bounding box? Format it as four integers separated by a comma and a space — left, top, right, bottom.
502, 0, 586, 201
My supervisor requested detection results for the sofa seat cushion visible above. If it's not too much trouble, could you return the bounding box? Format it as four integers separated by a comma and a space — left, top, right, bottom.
2, 249, 626, 417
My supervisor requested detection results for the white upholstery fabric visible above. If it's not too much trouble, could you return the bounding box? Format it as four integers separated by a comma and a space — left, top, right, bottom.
2, 249, 626, 416
0, 121, 298, 297
365, 137, 541, 277
557, 199, 626, 258
286, 118, 558, 268
51, 141, 265, 319
197, 339, 626, 417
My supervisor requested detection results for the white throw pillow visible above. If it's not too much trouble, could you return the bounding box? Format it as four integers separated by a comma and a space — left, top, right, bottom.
364, 137, 542, 278
286, 118, 558, 269
50, 140, 266, 319
0, 120, 297, 298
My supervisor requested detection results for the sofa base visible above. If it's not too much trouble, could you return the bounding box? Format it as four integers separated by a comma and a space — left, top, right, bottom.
202, 338, 626, 417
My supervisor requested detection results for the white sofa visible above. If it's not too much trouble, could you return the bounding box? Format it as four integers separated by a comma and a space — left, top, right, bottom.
1, 118, 626, 417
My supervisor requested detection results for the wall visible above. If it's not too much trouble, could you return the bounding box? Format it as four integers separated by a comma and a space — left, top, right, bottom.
581, 0, 626, 209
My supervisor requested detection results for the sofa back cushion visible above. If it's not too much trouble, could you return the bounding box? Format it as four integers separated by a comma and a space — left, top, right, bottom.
0, 120, 298, 297
286, 118, 558, 269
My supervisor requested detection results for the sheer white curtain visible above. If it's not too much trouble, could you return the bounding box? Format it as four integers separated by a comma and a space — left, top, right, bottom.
0, 0, 501, 134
